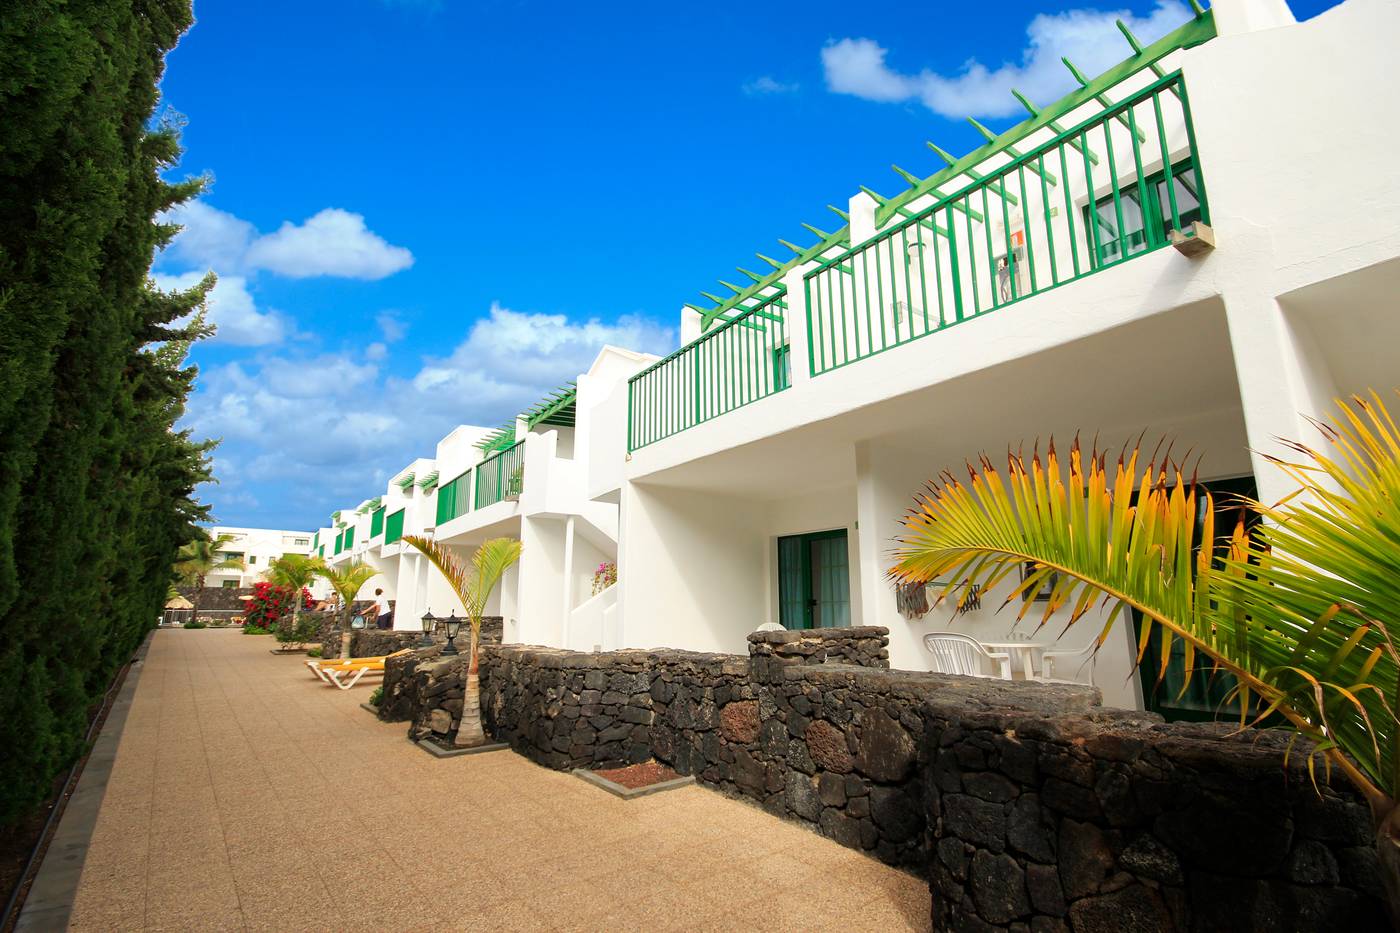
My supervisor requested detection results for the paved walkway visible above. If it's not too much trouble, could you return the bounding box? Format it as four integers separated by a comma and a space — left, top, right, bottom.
67, 629, 930, 931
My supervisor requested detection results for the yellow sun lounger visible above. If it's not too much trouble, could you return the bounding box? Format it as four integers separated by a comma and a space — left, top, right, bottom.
305, 649, 412, 684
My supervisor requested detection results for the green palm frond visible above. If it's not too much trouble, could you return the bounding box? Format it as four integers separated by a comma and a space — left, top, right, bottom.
890, 392, 1400, 814
402, 535, 522, 627
317, 561, 378, 605
267, 553, 327, 592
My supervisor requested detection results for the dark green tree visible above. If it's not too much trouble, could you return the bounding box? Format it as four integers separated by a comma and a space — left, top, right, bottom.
0, 0, 214, 824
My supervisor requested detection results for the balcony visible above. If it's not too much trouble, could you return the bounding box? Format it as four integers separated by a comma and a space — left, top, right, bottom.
626, 65, 1210, 453
627, 288, 790, 451
804, 71, 1206, 375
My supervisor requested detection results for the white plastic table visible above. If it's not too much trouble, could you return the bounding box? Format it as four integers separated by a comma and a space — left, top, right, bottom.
980, 641, 1047, 680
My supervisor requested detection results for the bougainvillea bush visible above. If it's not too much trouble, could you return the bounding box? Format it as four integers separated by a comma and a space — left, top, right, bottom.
242, 582, 311, 632
591, 561, 617, 595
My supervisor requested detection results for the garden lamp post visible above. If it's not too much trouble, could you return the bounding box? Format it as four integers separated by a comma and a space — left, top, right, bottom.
442, 611, 463, 656
419, 610, 437, 648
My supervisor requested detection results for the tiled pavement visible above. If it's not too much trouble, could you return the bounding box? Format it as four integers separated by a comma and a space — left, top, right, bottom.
67, 629, 932, 931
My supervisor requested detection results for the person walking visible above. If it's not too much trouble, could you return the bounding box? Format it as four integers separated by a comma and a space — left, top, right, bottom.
372, 588, 393, 629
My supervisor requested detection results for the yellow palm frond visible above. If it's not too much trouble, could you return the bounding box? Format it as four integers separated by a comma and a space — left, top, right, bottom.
891, 393, 1400, 814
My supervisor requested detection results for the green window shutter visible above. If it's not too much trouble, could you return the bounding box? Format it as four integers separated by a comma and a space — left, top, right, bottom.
334, 531, 343, 554
344, 526, 355, 549
435, 481, 453, 526
370, 506, 386, 538
385, 510, 404, 544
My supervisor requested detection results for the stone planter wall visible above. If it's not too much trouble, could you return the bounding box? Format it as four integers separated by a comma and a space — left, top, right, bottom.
922, 693, 1387, 931
747, 625, 890, 670
374, 626, 1385, 929
323, 616, 502, 659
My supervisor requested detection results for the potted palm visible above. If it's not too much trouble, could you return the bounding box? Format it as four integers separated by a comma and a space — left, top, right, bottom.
889, 391, 1400, 918
267, 553, 326, 650
316, 561, 379, 660
403, 535, 521, 747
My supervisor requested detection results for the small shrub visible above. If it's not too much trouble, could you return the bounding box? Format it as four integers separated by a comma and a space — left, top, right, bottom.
368, 686, 383, 706
209, 618, 230, 628
306, 646, 321, 658
241, 624, 272, 635
275, 610, 322, 645
182, 619, 207, 629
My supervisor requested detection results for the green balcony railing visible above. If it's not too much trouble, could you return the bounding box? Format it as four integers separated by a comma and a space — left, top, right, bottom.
627, 288, 790, 451
435, 470, 471, 526
804, 71, 1207, 376
475, 439, 525, 509
385, 508, 404, 544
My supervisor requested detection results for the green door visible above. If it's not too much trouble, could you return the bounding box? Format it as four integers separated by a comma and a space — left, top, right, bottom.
777, 529, 851, 630
1134, 475, 1258, 721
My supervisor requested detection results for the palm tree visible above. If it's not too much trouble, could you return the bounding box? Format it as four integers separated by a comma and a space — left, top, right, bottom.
889, 391, 1400, 914
267, 553, 327, 644
174, 533, 245, 617
316, 562, 380, 660
403, 535, 521, 748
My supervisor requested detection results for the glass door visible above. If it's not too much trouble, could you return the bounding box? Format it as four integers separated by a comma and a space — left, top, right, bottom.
1133, 475, 1258, 721
777, 529, 851, 630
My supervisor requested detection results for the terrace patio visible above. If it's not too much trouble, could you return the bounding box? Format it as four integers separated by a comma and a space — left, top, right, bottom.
57, 629, 929, 931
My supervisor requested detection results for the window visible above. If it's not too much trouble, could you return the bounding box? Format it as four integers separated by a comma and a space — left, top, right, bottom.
221, 580, 237, 589
772, 345, 791, 392
292, 537, 309, 546
1082, 160, 1203, 269
248, 555, 256, 565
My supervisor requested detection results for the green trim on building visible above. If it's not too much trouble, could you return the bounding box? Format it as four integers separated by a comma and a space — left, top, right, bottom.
385, 509, 405, 544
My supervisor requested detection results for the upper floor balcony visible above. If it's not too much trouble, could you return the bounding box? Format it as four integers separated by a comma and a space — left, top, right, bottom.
626, 11, 1216, 460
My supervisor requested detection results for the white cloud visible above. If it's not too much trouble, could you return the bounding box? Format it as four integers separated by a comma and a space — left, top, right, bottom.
184, 303, 675, 525
162, 201, 255, 271
151, 271, 289, 346
159, 202, 413, 281
376, 311, 408, 343
742, 76, 800, 96
822, 1, 1192, 119
244, 209, 414, 280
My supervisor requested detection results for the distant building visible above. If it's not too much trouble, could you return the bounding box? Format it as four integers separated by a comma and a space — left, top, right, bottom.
205, 526, 325, 597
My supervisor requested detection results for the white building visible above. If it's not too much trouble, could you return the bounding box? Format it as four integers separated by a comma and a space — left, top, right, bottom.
308, 0, 1400, 719
206, 526, 317, 590
320, 348, 653, 644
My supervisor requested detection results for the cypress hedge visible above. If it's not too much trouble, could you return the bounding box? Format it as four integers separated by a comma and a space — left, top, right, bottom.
0, 0, 213, 825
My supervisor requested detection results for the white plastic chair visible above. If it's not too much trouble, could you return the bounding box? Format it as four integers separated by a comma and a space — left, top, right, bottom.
1036, 642, 1097, 686
923, 633, 1013, 680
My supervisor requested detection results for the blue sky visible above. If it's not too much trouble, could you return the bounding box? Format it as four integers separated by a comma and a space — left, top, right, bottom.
159, 0, 1340, 531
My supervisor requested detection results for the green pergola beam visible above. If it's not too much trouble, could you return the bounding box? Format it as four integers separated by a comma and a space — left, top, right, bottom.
736, 267, 765, 283
525, 383, 578, 429
700, 223, 849, 330
925, 144, 1018, 206
874, 10, 1214, 226
967, 118, 1058, 186
896, 164, 983, 222
1116, 20, 1182, 100
1062, 56, 1148, 143
826, 204, 849, 221
1011, 90, 1100, 165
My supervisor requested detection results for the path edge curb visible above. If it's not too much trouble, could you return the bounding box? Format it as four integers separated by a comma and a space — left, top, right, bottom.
15, 628, 156, 931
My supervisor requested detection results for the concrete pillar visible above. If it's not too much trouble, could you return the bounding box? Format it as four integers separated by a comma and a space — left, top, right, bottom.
560, 515, 576, 647
1212, 0, 1296, 37
1221, 288, 1339, 506
782, 266, 813, 390
680, 306, 702, 345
